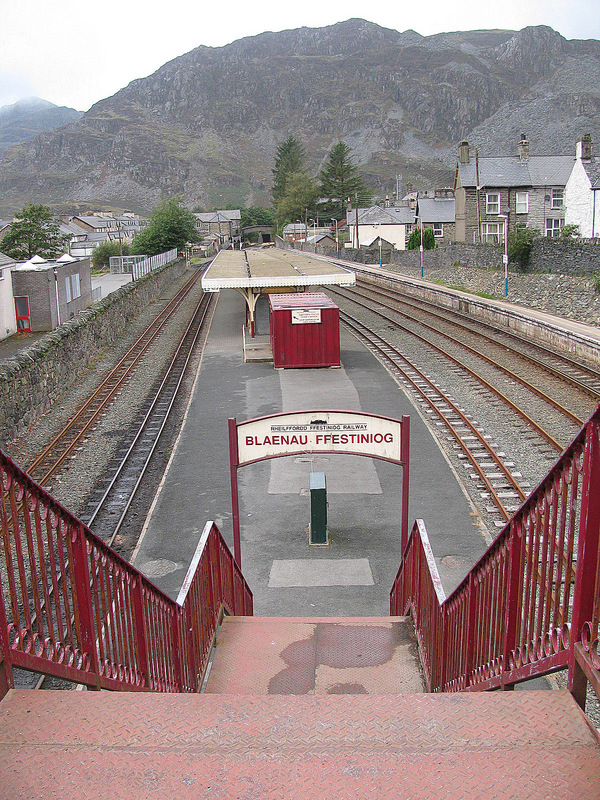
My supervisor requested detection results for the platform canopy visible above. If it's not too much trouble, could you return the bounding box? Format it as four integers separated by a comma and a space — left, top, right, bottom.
201, 248, 355, 335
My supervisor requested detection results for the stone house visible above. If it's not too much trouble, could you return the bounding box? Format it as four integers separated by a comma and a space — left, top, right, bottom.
415, 192, 456, 245
194, 210, 241, 246
454, 136, 575, 244
564, 135, 600, 237
10, 255, 92, 332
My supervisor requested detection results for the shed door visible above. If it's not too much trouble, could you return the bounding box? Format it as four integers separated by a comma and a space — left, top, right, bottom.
14, 296, 31, 332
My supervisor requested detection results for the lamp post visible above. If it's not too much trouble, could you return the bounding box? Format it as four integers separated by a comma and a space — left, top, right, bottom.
415, 216, 424, 278
498, 211, 509, 297
313, 218, 317, 253
378, 225, 382, 268
296, 219, 303, 251
309, 218, 316, 253
331, 219, 338, 259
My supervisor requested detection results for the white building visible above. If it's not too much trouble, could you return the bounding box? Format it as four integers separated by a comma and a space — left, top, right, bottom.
564, 135, 600, 237
0, 252, 17, 340
348, 205, 414, 250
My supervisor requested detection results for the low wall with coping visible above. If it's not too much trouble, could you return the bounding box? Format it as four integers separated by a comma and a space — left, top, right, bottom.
0, 259, 187, 448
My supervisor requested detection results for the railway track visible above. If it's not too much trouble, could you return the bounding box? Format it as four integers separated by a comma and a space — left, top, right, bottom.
25, 268, 205, 488
84, 291, 214, 545
340, 309, 528, 528
327, 268, 600, 533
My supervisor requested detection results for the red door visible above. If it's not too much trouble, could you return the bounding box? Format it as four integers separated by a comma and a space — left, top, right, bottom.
14, 296, 31, 332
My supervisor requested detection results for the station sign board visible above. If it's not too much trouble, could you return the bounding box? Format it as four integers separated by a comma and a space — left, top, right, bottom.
236, 410, 403, 466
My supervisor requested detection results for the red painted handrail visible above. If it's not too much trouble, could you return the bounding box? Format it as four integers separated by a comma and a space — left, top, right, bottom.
391, 404, 600, 704
0, 450, 252, 698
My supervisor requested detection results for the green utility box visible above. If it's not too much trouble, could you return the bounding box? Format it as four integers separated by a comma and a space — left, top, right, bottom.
309, 471, 328, 545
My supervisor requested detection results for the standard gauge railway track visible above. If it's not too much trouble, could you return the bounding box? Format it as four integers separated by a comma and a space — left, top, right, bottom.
84, 291, 215, 546
340, 310, 528, 526
25, 268, 205, 488
330, 284, 589, 453
353, 270, 600, 402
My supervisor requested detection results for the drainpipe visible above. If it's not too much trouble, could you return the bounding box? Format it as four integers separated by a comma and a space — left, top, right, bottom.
53, 268, 61, 327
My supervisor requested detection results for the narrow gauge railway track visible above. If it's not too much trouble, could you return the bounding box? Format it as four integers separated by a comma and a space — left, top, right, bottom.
340, 309, 527, 526
84, 291, 214, 546
25, 268, 205, 488
24, 287, 216, 692
353, 271, 600, 402
330, 284, 588, 454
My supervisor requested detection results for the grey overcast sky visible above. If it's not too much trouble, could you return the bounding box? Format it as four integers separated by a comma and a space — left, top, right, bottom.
1, 0, 598, 111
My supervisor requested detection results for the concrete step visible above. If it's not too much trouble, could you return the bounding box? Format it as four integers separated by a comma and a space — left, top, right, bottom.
2, 688, 600, 798
204, 615, 425, 694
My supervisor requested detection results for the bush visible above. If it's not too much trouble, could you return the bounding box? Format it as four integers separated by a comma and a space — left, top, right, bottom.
92, 240, 130, 270
508, 225, 539, 272
407, 227, 435, 250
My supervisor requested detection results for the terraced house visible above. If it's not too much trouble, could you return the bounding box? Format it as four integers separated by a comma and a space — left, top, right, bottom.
453, 136, 575, 243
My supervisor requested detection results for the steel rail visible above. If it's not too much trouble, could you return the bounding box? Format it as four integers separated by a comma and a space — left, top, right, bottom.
26, 268, 204, 486
353, 269, 600, 398
340, 310, 527, 521
86, 291, 214, 545
330, 286, 567, 452
337, 284, 584, 430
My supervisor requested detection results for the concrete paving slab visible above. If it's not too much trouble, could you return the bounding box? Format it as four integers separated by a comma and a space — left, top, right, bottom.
268, 558, 374, 587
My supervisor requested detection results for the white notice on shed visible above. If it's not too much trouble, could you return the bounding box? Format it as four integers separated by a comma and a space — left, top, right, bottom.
291, 309, 321, 324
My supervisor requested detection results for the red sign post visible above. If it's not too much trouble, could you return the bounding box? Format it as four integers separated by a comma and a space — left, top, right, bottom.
228, 410, 410, 567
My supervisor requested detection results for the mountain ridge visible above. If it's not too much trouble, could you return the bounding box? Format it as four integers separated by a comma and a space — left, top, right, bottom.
0, 20, 598, 215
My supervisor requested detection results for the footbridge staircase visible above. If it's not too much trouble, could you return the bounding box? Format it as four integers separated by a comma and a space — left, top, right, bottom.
3, 408, 600, 797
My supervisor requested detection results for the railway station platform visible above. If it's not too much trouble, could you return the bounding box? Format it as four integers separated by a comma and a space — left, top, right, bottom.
131, 286, 488, 615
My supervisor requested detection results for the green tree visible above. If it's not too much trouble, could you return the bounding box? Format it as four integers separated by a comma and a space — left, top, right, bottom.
1, 203, 70, 260
407, 227, 435, 250
131, 198, 199, 256
318, 141, 372, 218
560, 223, 580, 238
272, 136, 306, 207
275, 172, 319, 232
241, 207, 275, 228
508, 224, 539, 271
92, 240, 130, 270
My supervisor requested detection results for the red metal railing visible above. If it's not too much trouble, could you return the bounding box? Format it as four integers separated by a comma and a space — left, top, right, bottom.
391, 404, 600, 706
0, 450, 252, 699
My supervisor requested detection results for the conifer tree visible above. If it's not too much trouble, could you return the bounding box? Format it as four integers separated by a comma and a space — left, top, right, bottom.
318, 142, 372, 218
272, 136, 306, 206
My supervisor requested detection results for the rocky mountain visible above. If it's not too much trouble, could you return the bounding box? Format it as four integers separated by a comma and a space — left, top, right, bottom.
0, 21, 599, 215
0, 97, 82, 154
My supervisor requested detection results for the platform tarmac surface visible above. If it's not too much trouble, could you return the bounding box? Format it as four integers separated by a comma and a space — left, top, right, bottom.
132, 289, 487, 616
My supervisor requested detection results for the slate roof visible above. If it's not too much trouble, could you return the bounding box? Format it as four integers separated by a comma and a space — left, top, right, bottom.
356, 205, 415, 225
0, 251, 14, 267
417, 197, 455, 224
457, 155, 575, 189
195, 210, 241, 223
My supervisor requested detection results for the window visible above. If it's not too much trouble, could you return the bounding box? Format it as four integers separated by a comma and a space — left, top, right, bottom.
516, 192, 529, 214
65, 276, 72, 303
546, 218, 563, 237
433, 223, 443, 237
482, 221, 504, 244
551, 188, 564, 209
486, 193, 500, 214
64, 273, 81, 302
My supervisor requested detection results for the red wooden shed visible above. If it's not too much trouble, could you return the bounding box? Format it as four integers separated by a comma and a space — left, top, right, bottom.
269, 292, 340, 369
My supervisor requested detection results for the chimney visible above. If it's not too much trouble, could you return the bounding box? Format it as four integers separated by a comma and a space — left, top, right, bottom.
458, 141, 470, 164
518, 134, 530, 162
578, 134, 593, 162
385, 195, 390, 208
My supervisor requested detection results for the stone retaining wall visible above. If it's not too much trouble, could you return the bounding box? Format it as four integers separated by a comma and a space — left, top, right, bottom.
0, 259, 187, 448
311, 239, 600, 275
